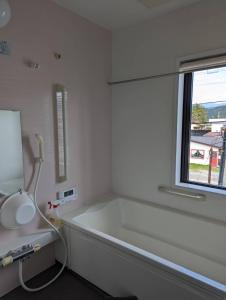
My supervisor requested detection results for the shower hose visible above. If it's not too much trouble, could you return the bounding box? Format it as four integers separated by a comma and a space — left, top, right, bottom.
18, 159, 68, 292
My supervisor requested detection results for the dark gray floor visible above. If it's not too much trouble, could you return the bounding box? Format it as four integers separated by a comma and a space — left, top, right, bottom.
2, 264, 107, 300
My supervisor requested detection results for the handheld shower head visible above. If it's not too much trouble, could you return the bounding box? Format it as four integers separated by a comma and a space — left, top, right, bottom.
35, 134, 44, 162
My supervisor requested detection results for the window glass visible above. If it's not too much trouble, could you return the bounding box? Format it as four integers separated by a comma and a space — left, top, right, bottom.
182, 66, 226, 189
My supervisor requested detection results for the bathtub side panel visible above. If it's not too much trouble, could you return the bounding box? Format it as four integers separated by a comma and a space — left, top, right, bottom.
69, 228, 220, 300
55, 225, 71, 266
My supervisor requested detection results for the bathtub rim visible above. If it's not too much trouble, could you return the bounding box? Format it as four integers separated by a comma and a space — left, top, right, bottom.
62, 195, 226, 228
61, 198, 226, 298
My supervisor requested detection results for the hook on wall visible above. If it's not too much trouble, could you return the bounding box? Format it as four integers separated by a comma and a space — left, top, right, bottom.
54, 52, 62, 60
24, 60, 40, 70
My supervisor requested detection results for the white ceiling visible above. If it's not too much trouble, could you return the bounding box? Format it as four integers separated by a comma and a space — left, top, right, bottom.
52, 0, 202, 31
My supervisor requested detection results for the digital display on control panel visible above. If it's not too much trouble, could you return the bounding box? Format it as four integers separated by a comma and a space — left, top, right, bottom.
64, 190, 73, 197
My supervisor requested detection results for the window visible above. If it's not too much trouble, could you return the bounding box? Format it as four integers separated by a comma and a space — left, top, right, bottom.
179, 57, 226, 191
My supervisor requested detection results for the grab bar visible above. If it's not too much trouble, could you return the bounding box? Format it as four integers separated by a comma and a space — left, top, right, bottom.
158, 186, 206, 201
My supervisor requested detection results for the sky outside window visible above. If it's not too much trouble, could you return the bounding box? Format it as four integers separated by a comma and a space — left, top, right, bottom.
193, 67, 226, 105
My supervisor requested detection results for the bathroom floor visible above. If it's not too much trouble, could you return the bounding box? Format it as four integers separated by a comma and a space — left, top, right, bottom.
2, 264, 107, 300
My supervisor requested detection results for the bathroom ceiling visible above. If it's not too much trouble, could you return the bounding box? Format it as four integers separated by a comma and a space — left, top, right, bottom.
52, 0, 201, 30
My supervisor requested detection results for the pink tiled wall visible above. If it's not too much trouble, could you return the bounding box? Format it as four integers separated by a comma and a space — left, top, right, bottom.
0, 0, 112, 296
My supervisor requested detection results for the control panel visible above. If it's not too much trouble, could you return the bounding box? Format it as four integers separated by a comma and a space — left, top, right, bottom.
57, 187, 78, 205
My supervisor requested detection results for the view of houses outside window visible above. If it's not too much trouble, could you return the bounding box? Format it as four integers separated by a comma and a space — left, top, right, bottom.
189, 66, 226, 187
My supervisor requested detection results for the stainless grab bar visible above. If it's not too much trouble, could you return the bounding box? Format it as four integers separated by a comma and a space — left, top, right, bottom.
158, 186, 206, 201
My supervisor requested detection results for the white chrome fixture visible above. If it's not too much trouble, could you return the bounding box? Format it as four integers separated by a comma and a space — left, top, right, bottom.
0, 0, 11, 28
35, 134, 44, 162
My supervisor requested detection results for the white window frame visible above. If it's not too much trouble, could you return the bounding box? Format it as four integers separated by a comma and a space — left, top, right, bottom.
175, 52, 226, 196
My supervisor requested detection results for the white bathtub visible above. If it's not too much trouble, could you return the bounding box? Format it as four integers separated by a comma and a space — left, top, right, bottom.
58, 197, 226, 300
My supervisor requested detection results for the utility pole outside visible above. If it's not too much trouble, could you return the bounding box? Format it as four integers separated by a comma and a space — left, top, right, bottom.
218, 128, 226, 186
208, 147, 213, 184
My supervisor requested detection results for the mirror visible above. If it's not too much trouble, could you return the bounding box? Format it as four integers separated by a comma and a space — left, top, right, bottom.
53, 84, 67, 183
0, 110, 24, 197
